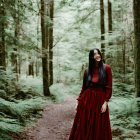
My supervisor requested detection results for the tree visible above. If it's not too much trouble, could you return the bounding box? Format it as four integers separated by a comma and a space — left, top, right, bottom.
49, 0, 54, 86
0, 0, 6, 70
10, 0, 20, 80
45, 1, 49, 85
108, 0, 112, 46
28, 56, 34, 76
41, 0, 50, 96
100, 0, 105, 62
133, 0, 140, 98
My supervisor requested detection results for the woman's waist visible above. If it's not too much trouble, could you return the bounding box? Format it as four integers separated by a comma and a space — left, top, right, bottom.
88, 82, 105, 88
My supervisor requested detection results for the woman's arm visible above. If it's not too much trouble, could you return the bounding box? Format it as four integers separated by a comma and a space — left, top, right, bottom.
104, 65, 112, 102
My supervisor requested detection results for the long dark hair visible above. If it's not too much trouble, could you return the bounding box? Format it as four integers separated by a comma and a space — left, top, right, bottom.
85, 48, 106, 87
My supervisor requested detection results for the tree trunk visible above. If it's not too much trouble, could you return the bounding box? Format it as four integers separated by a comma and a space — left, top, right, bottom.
49, 0, 54, 86
18, 54, 21, 75
100, 0, 105, 62
133, 0, 140, 112
28, 56, 34, 76
122, 39, 126, 81
0, 1, 6, 70
36, 15, 40, 77
29, 63, 32, 75
45, 3, 50, 85
41, 0, 50, 96
134, 0, 140, 97
35, 57, 38, 77
108, 0, 112, 46
11, 0, 20, 80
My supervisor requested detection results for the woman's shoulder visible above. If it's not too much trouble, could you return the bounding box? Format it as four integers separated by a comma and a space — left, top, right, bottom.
103, 63, 111, 70
82, 67, 88, 76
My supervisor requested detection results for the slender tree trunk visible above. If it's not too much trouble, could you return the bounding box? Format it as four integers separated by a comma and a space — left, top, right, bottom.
133, 0, 140, 98
122, 39, 126, 81
28, 56, 34, 76
11, 48, 18, 73
28, 56, 32, 75
29, 64, 32, 75
49, 0, 54, 86
18, 54, 21, 74
35, 57, 38, 77
11, 0, 20, 80
32, 61, 34, 76
100, 0, 105, 62
108, 0, 112, 45
45, 3, 50, 85
41, 0, 50, 96
0, 1, 6, 70
36, 15, 40, 77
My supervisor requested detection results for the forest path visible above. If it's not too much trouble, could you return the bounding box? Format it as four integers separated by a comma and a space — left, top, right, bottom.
18, 94, 139, 140
22, 95, 77, 140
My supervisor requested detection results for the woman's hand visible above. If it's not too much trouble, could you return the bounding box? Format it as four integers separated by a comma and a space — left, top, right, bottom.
75, 106, 77, 112
75, 101, 79, 112
101, 101, 108, 113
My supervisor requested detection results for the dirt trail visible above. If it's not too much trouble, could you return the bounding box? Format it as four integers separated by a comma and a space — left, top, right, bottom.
23, 95, 77, 140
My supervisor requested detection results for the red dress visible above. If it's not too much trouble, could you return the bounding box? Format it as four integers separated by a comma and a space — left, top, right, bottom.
69, 64, 112, 140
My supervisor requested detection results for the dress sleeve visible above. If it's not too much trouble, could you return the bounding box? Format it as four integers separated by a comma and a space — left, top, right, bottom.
76, 69, 87, 101
104, 65, 112, 102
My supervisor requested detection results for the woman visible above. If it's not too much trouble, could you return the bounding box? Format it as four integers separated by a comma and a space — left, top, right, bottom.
69, 48, 112, 140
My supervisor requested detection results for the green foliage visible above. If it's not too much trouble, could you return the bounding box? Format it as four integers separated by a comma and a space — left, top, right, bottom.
0, 132, 14, 140
0, 69, 47, 138
0, 0, 138, 139
54, 0, 135, 95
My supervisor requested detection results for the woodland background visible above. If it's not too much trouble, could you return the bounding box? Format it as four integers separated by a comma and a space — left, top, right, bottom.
0, 0, 140, 139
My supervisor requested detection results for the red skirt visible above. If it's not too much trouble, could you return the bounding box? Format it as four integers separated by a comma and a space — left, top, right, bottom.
69, 85, 112, 140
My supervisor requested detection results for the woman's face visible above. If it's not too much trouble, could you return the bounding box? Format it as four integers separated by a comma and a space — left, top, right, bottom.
94, 49, 101, 62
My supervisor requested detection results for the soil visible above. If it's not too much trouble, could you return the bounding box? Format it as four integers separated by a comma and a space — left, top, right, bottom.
20, 95, 77, 140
